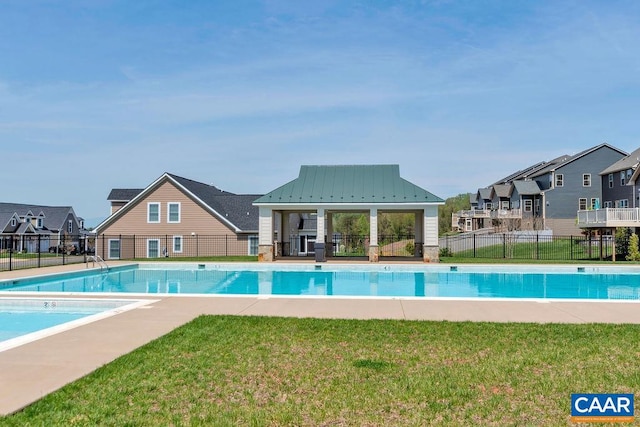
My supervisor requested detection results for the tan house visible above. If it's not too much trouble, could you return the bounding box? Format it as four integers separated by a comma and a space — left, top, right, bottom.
93, 173, 261, 259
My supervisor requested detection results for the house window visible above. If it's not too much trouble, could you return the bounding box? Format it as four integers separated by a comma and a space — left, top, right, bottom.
147, 239, 160, 258
620, 199, 629, 208
608, 173, 614, 188
248, 235, 259, 256
485, 202, 493, 210
148, 203, 160, 223
37, 218, 43, 229
173, 236, 183, 253
67, 220, 73, 233
108, 239, 120, 259
583, 174, 591, 187
604, 201, 612, 208
500, 200, 510, 210
621, 171, 626, 186
555, 174, 564, 187
10, 218, 16, 227
168, 202, 181, 223
591, 198, 599, 209
524, 200, 532, 212
578, 198, 587, 210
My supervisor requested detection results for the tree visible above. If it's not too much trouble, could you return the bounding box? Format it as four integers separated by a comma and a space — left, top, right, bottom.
627, 233, 640, 261
438, 193, 471, 235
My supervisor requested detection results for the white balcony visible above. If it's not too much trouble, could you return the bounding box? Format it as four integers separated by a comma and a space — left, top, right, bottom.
457, 209, 490, 218
577, 208, 640, 228
490, 208, 522, 219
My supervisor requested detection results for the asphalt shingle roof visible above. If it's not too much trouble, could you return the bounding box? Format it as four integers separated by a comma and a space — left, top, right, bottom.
600, 146, 640, 175
0, 203, 75, 232
107, 189, 144, 201
512, 180, 542, 196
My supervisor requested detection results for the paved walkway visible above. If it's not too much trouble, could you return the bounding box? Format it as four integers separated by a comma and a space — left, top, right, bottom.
1, 263, 640, 415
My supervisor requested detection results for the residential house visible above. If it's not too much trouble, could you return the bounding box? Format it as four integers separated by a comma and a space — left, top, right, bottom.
599, 147, 640, 209
454, 143, 628, 235
0, 203, 86, 253
93, 173, 262, 259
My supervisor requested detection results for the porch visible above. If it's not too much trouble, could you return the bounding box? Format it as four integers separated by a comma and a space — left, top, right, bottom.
577, 208, 640, 228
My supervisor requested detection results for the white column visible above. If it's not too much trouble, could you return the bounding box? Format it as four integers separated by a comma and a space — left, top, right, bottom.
316, 208, 325, 242
423, 205, 439, 246
369, 208, 378, 246
259, 207, 274, 245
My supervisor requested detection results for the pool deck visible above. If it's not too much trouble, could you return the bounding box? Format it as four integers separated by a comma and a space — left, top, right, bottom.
1, 262, 640, 416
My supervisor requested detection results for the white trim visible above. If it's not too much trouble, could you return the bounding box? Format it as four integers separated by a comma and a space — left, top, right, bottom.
107, 239, 120, 260
147, 238, 160, 258
147, 202, 160, 223
173, 235, 183, 253
167, 202, 181, 223
248, 235, 258, 256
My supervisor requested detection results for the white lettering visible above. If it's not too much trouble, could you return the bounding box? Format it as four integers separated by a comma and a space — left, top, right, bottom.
589, 398, 604, 412
602, 397, 616, 412
575, 397, 589, 413
617, 397, 631, 414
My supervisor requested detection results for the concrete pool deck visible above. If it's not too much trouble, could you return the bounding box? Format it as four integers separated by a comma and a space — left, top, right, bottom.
1, 262, 640, 416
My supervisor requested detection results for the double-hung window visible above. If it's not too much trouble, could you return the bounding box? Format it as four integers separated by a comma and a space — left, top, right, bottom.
621, 171, 626, 186
524, 200, 532, 212
608, 173, 614, 188
583, 174, 591, 187
591, 198, 599, 209
173, 236, 183, 253
148, 203, 160, 223
168, 202, 181, 223
67, 220, 73, 233
555, 174, 564, 187
578, 198, 587, 210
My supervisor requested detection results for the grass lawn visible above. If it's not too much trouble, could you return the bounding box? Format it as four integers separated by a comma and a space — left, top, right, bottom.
2, 316, 639, 426
451, 238, 613, 261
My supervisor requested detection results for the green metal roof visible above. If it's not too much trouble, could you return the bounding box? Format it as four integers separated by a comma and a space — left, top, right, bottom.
254, 165, 444, 205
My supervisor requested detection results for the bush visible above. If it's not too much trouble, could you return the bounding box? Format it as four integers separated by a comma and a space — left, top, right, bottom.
439, 247, 453, 257
626, 233, 640, 261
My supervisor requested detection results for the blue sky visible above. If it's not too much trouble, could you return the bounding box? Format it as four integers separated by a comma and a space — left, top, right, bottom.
2, 1, 640, 226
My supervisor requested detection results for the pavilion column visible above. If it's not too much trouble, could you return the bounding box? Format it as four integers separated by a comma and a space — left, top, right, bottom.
316, 208, 326, 260
326, 212, 333, 257
369, 208, 379, 262
282, 212, 290, 256
423, 205, 440, 263
414, 212, 423, 257
258, 207, 274, 262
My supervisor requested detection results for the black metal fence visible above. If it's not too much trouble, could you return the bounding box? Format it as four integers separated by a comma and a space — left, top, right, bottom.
282, 234, 421, 257
439, 233, 615, 261
0, 234, 93, 272
95, 234, 257, 260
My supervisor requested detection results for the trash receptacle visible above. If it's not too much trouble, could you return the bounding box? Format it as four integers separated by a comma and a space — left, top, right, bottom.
314, 243, 326, 262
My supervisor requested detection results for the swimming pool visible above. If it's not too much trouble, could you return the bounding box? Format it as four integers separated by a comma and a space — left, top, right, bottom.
0, 297, 156, 352
2, 263, 640, 301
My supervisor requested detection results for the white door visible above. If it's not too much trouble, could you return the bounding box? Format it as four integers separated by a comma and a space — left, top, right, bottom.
147, 239, 160, 258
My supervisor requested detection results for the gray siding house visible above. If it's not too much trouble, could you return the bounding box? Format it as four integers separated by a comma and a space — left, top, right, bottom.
599, 147, 640, 209
454, 143, 628, 235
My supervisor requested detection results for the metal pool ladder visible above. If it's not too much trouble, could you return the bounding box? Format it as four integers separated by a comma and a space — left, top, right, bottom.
87, 255, 109, 272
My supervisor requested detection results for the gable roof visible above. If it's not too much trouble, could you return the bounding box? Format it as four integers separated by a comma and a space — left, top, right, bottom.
512, 180, 542, 196
528, 143, 627, 178
600, 146, 640, 175
107, 189, 144, 202
476, 188, 492, 201
0, 203, 76, 232
254, 165, 443, 205
96, 173, 261, 233
490, 184, 511, 199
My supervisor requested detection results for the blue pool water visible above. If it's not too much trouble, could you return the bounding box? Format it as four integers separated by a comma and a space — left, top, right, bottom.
2, 264, 640, 301
0, 298, 150, 350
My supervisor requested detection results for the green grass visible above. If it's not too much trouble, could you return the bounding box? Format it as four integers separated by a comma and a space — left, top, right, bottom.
3, 316, 640, 426
451, 238, 614, 261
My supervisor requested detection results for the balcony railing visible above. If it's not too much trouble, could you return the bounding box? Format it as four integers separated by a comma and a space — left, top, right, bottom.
490, 208, 522, 219
456, 209, 490, 218
577, 208, 640, 228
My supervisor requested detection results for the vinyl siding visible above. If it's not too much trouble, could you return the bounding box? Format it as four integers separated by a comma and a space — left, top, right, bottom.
97, 181, 254, 258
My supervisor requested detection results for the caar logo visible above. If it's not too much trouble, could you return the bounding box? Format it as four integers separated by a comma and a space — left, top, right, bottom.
571, 393, 634, 423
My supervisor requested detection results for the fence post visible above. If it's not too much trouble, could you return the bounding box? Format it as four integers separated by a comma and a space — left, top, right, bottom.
503, 234, 506, 258
536, 234, 539, 260
226, 235, 228, 257
473, 234, 476, 258
9, 243, 12, 271
62, 234, 66, 265
37, 235, 41, 268
569, 235, 572, 260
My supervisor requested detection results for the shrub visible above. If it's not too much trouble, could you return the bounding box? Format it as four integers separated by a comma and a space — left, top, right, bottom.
626, 233, 640, 261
